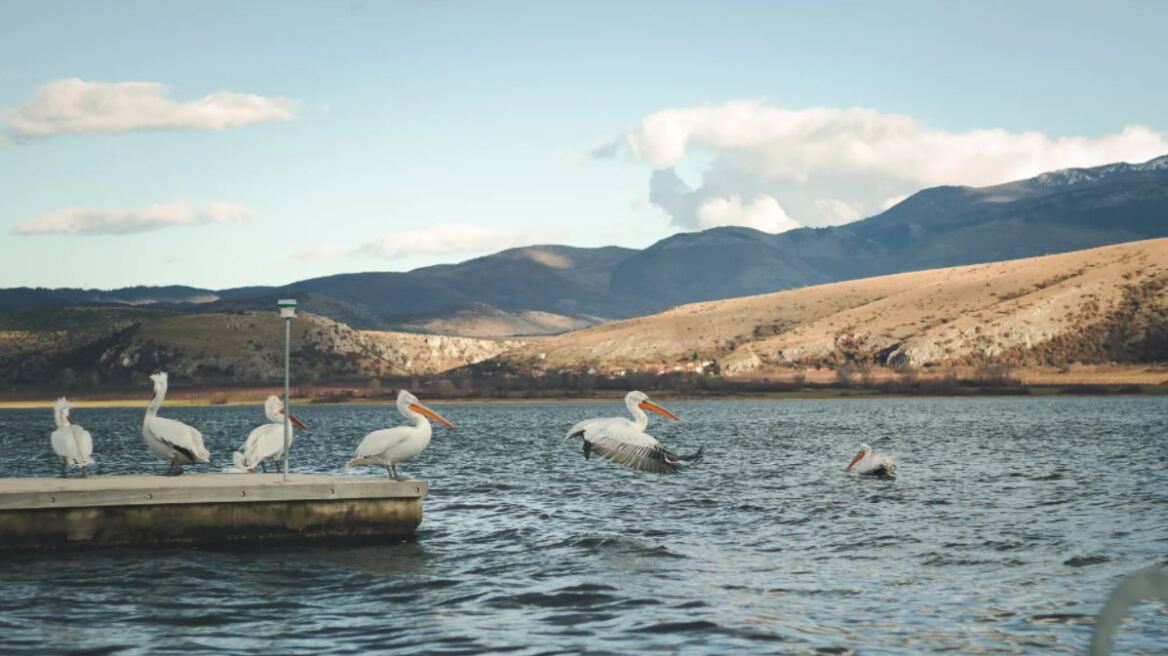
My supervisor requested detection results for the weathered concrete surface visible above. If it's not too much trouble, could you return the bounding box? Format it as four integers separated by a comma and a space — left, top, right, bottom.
0, 474, 426, 551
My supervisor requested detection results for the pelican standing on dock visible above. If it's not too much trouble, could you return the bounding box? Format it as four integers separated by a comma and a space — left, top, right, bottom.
565, 391, 703, 474
50, 397, 95, 478
143, 372, 210, 475
233, 395, 308, 473
346, 389, 454, 479
844, 443, 896, 478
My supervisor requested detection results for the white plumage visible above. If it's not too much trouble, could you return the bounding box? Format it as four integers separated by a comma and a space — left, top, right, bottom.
142, 372, 210, 475
565, 391, 702, 474
347, 389, 454, 479
50, 397, 95, 477
232, 395, 308, 473
845, 443, 896, 478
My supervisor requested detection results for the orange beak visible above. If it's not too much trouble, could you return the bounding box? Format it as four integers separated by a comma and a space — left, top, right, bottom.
280, 411, 308, 431
845, 450, 866, 472
639, 400, 679, 421
411, 403, 455, 428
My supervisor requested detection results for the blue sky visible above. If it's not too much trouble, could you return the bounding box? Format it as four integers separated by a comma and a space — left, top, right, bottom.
2, 0, 1167, 290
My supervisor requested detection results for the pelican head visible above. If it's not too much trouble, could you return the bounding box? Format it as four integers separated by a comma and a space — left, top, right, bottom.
396, 389, 455, 428
150, 371, 168, 393
54, 397, 71, 426
845, 443, 872, 472
626, 390, 679, 421
265, 394, 308, 430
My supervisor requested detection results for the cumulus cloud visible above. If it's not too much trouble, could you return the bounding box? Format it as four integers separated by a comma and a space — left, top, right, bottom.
599, 101, 1168, 230
354, 224, 547, 260
5, 78, 295, 137
696, 195, 800, 233
13, 201, 251, 235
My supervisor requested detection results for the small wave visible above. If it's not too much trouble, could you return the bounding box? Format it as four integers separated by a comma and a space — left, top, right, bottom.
1026, 612, 1095, 625
1064, 554, 1110, 567
634, 619, 721, 634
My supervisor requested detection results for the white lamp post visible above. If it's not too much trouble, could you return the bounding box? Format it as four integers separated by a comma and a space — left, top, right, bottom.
277, 299, 297, 481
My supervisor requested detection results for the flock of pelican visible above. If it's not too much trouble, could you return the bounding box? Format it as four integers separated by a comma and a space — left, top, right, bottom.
49, 373, 896, 479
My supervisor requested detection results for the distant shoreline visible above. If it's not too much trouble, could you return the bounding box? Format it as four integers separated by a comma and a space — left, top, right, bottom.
1, 382, 1163, 409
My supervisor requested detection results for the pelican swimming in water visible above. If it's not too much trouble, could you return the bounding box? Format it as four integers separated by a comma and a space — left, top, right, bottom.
565, 391, 703, 474
143, 372, 210, 475
845, 443, 896, 478
346, 389, 454, 479
232, 395, 308, 473
50, 397, 95, 478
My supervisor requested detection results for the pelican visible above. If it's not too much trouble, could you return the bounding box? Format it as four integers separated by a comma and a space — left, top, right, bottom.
565, 391, 703, 474
50, 397, 95, 477
143, 372, 210, 475
346, 389, 454, 479
232, 395, 308, 473
844, 443, 896, 478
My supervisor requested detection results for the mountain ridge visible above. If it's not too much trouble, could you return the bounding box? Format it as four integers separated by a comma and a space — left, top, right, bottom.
4, 155, 1167, 336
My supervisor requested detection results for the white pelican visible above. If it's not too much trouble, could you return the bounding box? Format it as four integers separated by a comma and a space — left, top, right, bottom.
844, 443, 896, 478
143, 372, 210, 475
346, 389, 454, 479
50, 397, 95, 478
232, 395, 308, 473
565, 391, 703, 474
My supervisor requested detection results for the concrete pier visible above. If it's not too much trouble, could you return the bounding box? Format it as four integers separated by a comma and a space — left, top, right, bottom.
0, 474, 427, 551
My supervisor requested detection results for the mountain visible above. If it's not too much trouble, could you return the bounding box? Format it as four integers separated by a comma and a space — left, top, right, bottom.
613, 154, 1168, 305
493, 238, 1168, 376
3, 155, 1166, 336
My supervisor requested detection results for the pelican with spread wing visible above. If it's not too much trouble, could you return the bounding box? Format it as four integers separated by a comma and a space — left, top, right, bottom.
346, 389, 454, 479
143, 372, 210, 475
50, 397, 95, 477
565, 391, 703, 474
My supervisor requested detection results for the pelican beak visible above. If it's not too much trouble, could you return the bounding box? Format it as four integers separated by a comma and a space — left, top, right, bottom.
411, 403, 455, 429
280, 411, 308, 431
845, 450, 865, 472
639, 400, 679, 421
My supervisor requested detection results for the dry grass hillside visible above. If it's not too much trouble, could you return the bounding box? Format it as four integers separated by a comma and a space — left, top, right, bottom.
0, 310, 524, 385
496, 239, 1168, 376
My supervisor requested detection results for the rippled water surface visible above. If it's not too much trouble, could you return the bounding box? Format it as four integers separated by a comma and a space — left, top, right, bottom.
1, 397, 1166, 654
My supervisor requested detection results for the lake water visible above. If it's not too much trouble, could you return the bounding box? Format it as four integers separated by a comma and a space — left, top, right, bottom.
0, 397, 1165, 654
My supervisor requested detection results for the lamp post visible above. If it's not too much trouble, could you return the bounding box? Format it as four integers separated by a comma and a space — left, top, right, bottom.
277, 299, 297, 481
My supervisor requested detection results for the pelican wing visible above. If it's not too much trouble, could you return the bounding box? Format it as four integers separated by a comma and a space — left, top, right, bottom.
566, 416, 623, 440
146, 416, 209, 463
583, 424, 681, 474
352, 427, 412, 461
71, 425, 95, 466
243, 424, 288, 467
50, 428, 79, 461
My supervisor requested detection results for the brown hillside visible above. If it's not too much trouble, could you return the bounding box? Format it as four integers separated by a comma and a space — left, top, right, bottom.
496, 239, 1168, 375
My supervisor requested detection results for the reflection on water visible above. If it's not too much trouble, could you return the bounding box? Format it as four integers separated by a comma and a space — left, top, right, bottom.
0, 397, 1165, 654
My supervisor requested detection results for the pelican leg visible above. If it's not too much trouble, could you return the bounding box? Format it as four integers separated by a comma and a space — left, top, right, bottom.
260, 461, 268, 473
80, 466, 88, 479
392, 465, 401, 480
582, 440, 592, 460
58, 459, 68, 478
383, 464, 393, 479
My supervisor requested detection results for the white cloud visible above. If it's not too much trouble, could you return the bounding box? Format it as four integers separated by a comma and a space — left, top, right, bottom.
601, 101, 1168, 229
355, 223, 547, 260
881, 193, 910, 210
812, 198, 862, 223
5, 78, 295, 137
13, 201, 251, 235
696, 195, 800, 233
